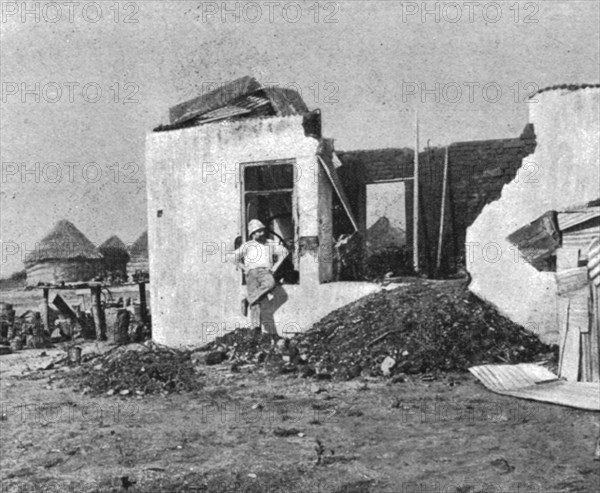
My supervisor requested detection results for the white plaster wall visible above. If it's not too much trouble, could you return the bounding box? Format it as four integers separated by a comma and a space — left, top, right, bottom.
146, 116, 380, 347
467, 88, 600, 344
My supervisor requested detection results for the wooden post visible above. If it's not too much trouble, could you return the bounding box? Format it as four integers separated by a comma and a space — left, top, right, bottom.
436, 146, 450, 274
41, 288, 50, 334
413, 111, 420, 273
91, 285, 106, 340
138, 282, 148, 325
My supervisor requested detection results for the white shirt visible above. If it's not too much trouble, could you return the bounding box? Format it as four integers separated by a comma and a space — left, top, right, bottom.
234, 240, 288, 271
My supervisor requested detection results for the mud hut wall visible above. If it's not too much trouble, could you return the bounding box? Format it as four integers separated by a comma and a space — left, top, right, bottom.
126, 257, 149, 278
26, 259, 102, 285
467, 88, 600, 345
146, 116, 371, 347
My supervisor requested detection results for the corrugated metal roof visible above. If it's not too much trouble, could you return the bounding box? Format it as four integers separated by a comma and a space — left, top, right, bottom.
157, 83, 308, 132
558, 207, 600, 231
169, 76, 262, 123
197, 105, 252, 123
469, 363, 600, 410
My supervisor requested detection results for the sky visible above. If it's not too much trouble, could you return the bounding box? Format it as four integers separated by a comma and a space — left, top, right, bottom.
1, 0, 599, 275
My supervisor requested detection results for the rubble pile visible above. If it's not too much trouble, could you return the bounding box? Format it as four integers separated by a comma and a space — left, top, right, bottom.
65, 342, 202, 396
297, 281, 555, 378
203, 280, 555, 380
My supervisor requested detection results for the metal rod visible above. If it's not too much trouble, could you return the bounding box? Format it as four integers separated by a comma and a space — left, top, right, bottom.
436, 146, 450, 272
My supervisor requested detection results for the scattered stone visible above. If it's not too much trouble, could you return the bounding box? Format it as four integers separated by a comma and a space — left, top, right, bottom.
311, 384, 326, 394
490, 457, 515, 474
273, 427, 301, 437
381, 356, 396, 376
195, 350, 226, 366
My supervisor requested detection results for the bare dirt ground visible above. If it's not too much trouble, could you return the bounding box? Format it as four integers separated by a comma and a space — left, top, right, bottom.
1, 344, 599, 493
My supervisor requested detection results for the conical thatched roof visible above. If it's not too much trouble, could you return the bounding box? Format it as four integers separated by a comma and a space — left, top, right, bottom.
128, 231, 148, 258
99, 235, 130, 260
24, 220, 102, 265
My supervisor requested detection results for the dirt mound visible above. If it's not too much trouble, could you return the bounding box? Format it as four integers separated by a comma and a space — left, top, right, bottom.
204, 280, 555, 380
64, 342, 203, 396
297, 280, 555, 378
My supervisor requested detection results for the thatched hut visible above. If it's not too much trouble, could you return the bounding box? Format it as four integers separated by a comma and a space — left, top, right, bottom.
127, 231, 149, 281
99, 235, 129, 283
24, 220, 103, 285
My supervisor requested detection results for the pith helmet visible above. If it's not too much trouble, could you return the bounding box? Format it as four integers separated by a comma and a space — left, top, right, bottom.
247, 219, 266, 237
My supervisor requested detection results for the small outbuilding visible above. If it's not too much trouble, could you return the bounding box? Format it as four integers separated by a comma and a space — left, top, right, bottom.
24, 220, 103, 286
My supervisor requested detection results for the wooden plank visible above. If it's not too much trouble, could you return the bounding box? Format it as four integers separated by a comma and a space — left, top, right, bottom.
589, 238, 600, 381
91, 286, 106, 341
413, 111, 419, 274
41, 288, 50, 334
436, 146, 449, 273
589, 237, 600, 286
556, 267, 589, 295
590, 283, 600, 382
138, 282, 148, 325
52, 293, 78, 320
558, 297, 570, 376
559, 293, 582, 382
569, 288, 590, 333
557, 247, 581, 271
317, 156, 358, 232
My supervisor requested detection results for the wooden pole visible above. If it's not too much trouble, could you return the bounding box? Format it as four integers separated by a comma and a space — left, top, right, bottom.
413, 111, 420, 273
436, 146, 450, 273
41, 288, 50, 334
138, 282, 148, 325
91, 285, 106, 340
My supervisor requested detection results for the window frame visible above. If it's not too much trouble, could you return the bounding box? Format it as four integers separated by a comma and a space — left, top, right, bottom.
240, 159, 297, 244
239, 159, 299, 284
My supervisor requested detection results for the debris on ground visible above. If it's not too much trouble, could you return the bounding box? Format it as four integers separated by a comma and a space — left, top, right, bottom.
57, 280, 556, 393
201, 280, 556, 380
63, 341, 202, 396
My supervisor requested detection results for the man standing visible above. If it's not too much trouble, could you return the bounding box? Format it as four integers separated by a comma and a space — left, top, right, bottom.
233, 219, 289, 337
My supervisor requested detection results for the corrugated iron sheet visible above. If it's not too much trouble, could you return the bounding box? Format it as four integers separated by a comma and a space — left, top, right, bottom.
562, 227, 600, 250
469, 363, 600, 411
558, 208, 600, 231
197, 105, 252, 123
169, 76, 262, 123
589, 238, 600, 286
